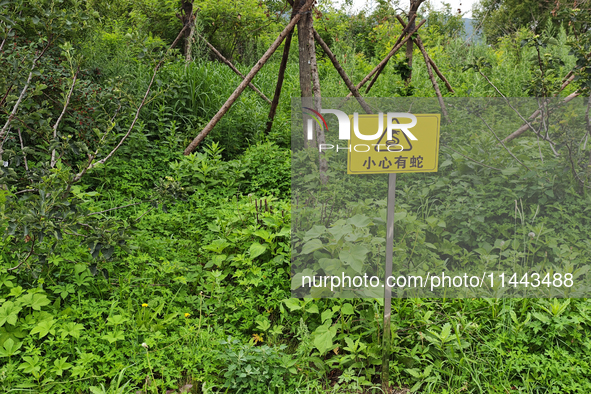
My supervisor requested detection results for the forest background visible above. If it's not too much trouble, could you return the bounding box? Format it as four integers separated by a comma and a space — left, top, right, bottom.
1, 0, 591, 393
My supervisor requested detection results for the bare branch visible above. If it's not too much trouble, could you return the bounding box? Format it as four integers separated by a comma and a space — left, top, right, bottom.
265, 6, 296, 134
86, 201, 147, 216
0, 28, 12, 52
51, 69, 79, 168
0, 39, 52, 159
416, 35, 449, 122
477, 113, 531, 172
7, 237, 35, 272
17, 127, 28, 171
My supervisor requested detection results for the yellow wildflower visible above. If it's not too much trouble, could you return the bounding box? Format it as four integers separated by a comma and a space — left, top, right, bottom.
252, 333, 264, 344
184, 313, 191, 318
141, 303, 148, 307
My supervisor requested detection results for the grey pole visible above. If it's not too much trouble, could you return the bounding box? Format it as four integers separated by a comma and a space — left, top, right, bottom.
382, 172, 397, 393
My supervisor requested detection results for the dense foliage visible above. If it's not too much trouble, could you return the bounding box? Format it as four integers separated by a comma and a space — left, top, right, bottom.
1, 0, 591, 393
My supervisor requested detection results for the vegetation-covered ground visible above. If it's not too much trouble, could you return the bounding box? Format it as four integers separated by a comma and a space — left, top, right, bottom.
1, 0, 591, 393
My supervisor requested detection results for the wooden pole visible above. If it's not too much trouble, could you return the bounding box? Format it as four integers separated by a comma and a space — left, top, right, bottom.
416, 36, 450, 122
198, 33, 272, 104
365, 14, 416, 94
395, 15, 454, 93
183, 0, 315, 155
344, 19, 426, 98
298, 0, 315, 148
265, 7, 296, 135
313, 29, 373, 114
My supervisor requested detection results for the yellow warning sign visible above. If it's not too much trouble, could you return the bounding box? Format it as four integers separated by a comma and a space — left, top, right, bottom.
347, 114, 440, 174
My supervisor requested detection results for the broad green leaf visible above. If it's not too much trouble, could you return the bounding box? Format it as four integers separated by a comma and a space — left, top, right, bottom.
313, 323, 336, 355
18, 355, 41, 374
321, 309, 334, 323
253, 229, 272, 242
501, 167, 520, 176
0, 301, 21, 326
30, 319, 55, 339
102, 330, 125, 343
318, 258, 343, 275
60, 322, 84, 339
339, 244, 369, 273
341, 303, 355, 315
301, 239, 323, 254
107, 315, 128, 326
440, 323, 451, 341
0, 274, 15, 289
327, 224, 352, 242
52, 357, 72, 376
203, 239, 230, 254
303, 225, 326, 242
306, 304, 319, 314
393, 212, 407, 222
405, 368, 421, 378
21, 293, 50, 311
0, 338, 22, 357
283, 298, 302, 311
249, 242, 267, 259
347, 214, 371, 228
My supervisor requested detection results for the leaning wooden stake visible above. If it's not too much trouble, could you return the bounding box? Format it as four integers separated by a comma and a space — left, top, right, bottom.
313, 29, 373, 114
365, 14, 416, 94
417, 36, 450, 122
199, 34, 271, 104
344, 19, 426, 99
395, 15, 454, 93
265, 7, 296, 134
184, 0, 315, 155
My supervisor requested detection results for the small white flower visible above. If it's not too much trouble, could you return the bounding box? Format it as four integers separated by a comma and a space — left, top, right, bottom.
528, 232, 535, 238
141, 342, 148, 349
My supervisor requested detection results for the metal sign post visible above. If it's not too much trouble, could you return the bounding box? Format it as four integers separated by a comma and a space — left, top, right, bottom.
345, 112, 440, 392
382, 172, 396, 393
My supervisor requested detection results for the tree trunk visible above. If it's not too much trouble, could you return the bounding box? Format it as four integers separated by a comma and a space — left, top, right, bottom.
185, 17, 196, 63
298, 0, 315, 149
309, 23, 327, 183
405, 0, 425, 86
177, 0, 195, 62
